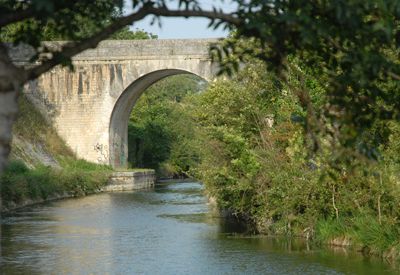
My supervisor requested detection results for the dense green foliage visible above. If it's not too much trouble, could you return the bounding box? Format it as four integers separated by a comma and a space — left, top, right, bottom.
214, 1, 400, 165
189, 60, 400, 259
127, 74, 205, 176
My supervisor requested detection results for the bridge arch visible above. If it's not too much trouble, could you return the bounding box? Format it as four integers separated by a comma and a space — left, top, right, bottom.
109, 69, 206, 168
18, 39, 218, 165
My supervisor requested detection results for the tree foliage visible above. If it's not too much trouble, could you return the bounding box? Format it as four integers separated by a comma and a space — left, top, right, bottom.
0, 0, 122, 44
1, 24, 157, 42
128, 74, 205, 176
212, 1, 400, 163
110, 27, 157, 40
191, 59, 400, 256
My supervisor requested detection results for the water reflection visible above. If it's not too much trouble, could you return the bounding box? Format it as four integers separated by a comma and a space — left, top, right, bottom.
1, 181, 397, 274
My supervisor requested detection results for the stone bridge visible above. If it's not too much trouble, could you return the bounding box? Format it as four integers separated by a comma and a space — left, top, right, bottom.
13, 39, 219, 167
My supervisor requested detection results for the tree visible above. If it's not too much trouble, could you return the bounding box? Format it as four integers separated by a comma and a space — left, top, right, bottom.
110, 27, 158, 40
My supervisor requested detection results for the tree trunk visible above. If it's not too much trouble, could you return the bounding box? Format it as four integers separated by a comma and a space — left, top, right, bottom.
0, 48, 21, 210
0, 89, 18, 174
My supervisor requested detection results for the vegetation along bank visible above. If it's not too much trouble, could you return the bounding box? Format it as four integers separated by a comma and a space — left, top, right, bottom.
128, 51, 400, 261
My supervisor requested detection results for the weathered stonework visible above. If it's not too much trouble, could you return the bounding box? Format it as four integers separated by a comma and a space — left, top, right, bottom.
104, 170, 156, 191
11, 39, 218, 167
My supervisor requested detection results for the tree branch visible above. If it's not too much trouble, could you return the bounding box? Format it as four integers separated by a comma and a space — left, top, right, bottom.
24, 4, 240, 82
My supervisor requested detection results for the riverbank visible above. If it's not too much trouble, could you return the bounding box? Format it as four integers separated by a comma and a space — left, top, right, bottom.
220, 208, 400, 263
208, 192, 400, 262
0, 159, 111, 213
1, 160, 156, 213
217, 207, 400, 264
314, 217, 400, 262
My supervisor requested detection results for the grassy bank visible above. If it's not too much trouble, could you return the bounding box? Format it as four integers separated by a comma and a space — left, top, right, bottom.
10, 95, 75, 166
315, 216, 400, 260
1, 159, 112, 211
1, 95, 112, 211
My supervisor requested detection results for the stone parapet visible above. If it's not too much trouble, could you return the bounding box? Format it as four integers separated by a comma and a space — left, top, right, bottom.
8, 39, 219, 62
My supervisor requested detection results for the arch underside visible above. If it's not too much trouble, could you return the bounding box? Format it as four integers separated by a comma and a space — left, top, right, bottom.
109, 69, 204, 168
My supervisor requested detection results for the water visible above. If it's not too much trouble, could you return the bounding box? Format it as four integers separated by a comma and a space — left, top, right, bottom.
0, 181, 397, 274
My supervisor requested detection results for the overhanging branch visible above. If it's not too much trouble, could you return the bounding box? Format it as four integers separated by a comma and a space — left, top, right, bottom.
24, 5, 240, 82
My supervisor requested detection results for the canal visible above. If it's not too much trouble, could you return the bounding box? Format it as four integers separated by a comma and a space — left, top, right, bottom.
1, 181, 397, 274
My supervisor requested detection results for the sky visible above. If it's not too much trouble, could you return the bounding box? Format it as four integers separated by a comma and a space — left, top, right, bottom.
124, 1, 237, 39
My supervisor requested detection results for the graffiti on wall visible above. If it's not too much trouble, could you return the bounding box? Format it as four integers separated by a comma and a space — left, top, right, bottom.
94, 143, 109, 164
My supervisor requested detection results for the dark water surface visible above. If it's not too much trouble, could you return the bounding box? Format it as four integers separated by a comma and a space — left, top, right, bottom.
1, 181, 397, 274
